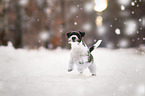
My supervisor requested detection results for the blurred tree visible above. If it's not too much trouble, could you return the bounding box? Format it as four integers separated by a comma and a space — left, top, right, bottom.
14, 0, 24, 48
0, 0, 8, 46
60, 0, 66, 48
1, 0, 144, 49
101, 0, 145, 48
24, 0, 52, 49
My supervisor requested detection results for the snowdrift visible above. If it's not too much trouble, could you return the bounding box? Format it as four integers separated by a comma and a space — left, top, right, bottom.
0, 45, 144, 96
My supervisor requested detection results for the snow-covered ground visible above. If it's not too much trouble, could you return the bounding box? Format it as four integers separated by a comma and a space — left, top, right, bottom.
0, 45, 144, 96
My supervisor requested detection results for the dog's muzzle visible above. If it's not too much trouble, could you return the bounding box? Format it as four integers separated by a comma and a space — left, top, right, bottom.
72, 37, 76, 42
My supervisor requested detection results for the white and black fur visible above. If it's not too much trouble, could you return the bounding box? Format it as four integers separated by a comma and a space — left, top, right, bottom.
67, 31, 102, 76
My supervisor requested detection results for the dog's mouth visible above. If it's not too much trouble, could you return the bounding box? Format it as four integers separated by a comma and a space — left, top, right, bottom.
68, 40, 76, 44
68, 39, 81, 43
72, 39, 75, 42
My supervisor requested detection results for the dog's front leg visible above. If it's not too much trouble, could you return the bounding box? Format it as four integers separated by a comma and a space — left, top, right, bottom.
68, 60, 74, 72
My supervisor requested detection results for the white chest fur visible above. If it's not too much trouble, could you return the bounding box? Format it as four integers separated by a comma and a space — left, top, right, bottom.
70, 42, 89, 63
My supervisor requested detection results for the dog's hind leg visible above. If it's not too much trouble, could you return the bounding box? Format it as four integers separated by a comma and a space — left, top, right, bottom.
88, 63, 96, 76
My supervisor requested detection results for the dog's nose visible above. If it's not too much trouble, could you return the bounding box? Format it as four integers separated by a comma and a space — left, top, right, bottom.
72, 37, 76, 41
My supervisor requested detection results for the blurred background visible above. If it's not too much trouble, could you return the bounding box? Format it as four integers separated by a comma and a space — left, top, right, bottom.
0, 0, 144, 49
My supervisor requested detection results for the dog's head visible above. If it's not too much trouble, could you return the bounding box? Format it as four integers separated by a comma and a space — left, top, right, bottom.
66, 31, 85, 43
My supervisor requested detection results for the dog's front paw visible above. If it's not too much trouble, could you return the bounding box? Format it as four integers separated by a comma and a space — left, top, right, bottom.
68, 69, 73, 72
79, 62, 84, 64
92, 74, 96, 76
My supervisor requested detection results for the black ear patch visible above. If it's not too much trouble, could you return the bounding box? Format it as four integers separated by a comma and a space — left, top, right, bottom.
66, 32, 71, 38
79, 31, 85, 37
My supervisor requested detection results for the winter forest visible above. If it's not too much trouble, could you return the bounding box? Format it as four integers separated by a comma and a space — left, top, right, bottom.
0, 0, 145, 96
0, 0, 145, 48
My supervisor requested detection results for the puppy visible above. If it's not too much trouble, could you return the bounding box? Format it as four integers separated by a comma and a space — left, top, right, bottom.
67, 31, 102, 76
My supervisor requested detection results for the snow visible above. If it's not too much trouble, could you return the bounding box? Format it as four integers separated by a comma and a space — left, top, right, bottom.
137, 5, 139, 7
121, 5, 125, 11
110, 25, 113, 27
19, 0, 29, 6
136, 84, 144, 95
74, 22, 78, 25
124, 20, 137, 36
118, 39, 130, 48
115, 28, 121, 35
39, 31, 50, 41
97, 25, 107, 36
37, 19, 39, 22
117, 0, 131, 6
132, 11, 135, 14
139, 19, 142, 22
82, 22, 92, 31
107, 42, 114, 49
83, 2, 94, 13
70, 6, 78, 14
131, 2, 135, 6
0, 45, 145, 96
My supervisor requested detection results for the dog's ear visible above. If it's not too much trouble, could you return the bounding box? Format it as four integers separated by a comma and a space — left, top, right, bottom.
79, 31, 85, 37
66, 32, 71, 38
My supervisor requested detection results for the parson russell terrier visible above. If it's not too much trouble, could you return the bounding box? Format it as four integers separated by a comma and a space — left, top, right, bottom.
66, 31, 102, 76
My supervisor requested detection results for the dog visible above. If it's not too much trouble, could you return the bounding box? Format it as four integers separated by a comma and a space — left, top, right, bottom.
66, 31, 102, 76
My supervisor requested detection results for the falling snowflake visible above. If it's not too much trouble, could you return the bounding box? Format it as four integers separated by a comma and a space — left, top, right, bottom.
19, 0, 29, 6
132, 11, 135, 14
107, 42, 114, 49
131, 2, 135, 6
70, 6, 78, 14
83, 2, 94, 13
117, 0, 131, 6
118, 39, 129, 48
124, 20, 137, 36
115, 28, 121, 35
39, 31, 50, 41
140, 27, 143, 30
110, 25, 113, 27
82, 22, 92, 31
97, 25, 107, 36
77, 5, 80, 8
139, 19, 142, 22
121, 5, 125, 11
74, 22, 77, 25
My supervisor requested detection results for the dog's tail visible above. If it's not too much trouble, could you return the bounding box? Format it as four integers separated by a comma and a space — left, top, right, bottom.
89, 40, 102, 53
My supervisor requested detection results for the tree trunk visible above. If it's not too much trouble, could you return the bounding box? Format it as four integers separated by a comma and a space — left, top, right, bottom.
14, 0, 24, 48
0, 0, 8, 46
